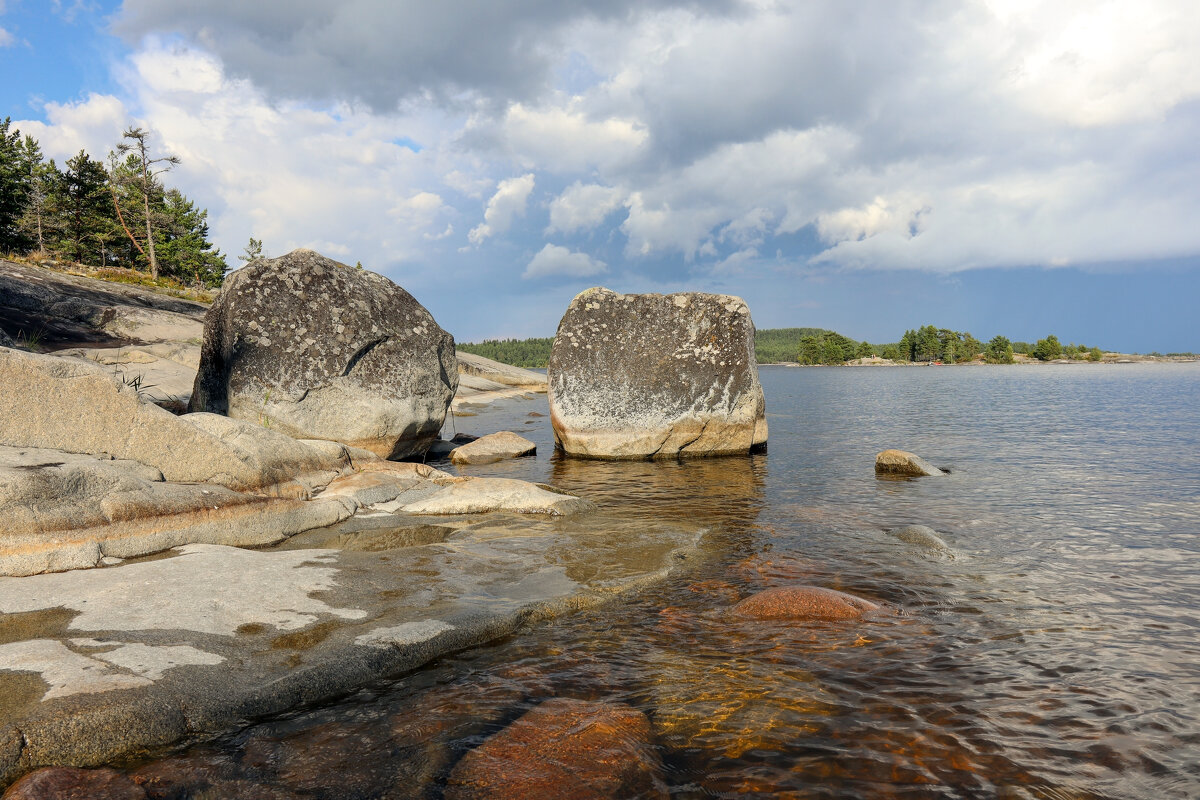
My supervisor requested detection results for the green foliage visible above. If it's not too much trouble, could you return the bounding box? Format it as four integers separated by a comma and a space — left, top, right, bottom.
1012, 341, 1031, 354
985, 335, 1015, 364
239, 236, 264, 263
1032, 334, 1062, 361
754, 327, 839, 363
1089, 346, 1104, 361
0, 117, 33, 253
458, 338, 554, 368
0, 120, 228, 286
896, 325, 981, 363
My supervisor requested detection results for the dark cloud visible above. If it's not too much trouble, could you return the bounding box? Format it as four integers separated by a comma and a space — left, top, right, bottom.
114, 0, 741, 111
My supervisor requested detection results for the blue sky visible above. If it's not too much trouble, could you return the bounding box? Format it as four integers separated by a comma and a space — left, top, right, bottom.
3, 1, 1199, 352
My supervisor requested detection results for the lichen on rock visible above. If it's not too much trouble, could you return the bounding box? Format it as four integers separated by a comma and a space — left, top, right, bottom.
548, 287, 767, 459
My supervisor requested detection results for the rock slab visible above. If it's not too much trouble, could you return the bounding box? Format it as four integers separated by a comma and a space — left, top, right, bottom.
445, 698, 667, 800
0, 347, 345, 493
189, 249, 458, 459
875, 449, 944, 477
450, 431, 536, 465
548, 287, 767, 459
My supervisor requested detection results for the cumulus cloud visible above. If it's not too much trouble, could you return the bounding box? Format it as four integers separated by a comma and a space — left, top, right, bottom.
547, 182, 625, 234
468, 173, 535, 244
22, 0, 1200, 297
523, 243, 608, 279
16, 40, 456, 271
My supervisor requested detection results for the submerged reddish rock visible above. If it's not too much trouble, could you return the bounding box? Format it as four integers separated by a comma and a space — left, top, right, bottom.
445, 697, 667, 800
732, 585, 880, 621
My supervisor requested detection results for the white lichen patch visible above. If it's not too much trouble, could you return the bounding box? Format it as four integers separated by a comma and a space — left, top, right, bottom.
69, 639, 225, 680
0, 639, 151, 700
0, 544, 368, 637
354, 619, 455, 649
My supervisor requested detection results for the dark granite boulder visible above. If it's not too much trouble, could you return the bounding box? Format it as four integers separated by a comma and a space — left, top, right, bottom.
548, 287, 767, 459
189, 250, 457, 459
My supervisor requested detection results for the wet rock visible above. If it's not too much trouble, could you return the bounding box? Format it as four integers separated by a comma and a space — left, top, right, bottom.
731, 585, 880, 621
395, 477, 594, 516
2, 766, 147, 799
548, 287, 767, 459
130, 750, 240, 799
242, 721, 396, 799
450, 431, 536, 465
444, 698, 667, 800
0, 347, 347, 493
874, 449, 944, 477
189, 249, 458, 459
888, 525, 951, 551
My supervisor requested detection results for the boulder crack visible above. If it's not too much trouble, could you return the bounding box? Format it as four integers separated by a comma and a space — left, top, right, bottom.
342, 337, 389, 377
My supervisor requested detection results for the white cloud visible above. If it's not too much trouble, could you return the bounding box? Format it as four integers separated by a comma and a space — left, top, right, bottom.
0, 27, 13, 48
468, 173, 535, 244
523, 243, 608, 279
487, 101, 647, 173
547, 182, 625, 234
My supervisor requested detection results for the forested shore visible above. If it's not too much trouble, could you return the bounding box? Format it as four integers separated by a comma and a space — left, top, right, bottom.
461, 326, 1195, 368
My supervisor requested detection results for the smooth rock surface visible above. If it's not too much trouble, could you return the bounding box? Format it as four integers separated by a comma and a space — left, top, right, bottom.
189, 249, 457, 459
875, 449, 945, 477
0, 259, 207, 350
444, 698, 667, 800
0, 514, 703, 787
52, 343, 200, 411
393, 477, 594, 516
731, 585, 881, 621
0, 347, 347, 493
456, 350, 547, 390
548, 287, 767, 459
0, 445, 354, 577
450, 431, 536, 465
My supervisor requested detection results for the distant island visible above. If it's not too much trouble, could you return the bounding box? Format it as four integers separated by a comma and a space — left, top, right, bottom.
460, 326, 1196, 368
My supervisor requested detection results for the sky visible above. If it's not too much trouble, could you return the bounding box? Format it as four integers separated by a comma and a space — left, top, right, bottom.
2, 0, 1198, 352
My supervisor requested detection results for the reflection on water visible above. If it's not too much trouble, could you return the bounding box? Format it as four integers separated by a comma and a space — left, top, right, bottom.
125, 364, 1199, 798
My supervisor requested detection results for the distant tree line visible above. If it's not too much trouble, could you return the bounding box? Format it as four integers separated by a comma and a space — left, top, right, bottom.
458, 337, 555, 368
0, 118, 228, 287
460, 326, 1112, 368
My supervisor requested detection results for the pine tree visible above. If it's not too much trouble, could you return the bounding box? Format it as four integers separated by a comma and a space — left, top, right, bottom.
0, 117, 31, 254
56, 150, 114, 265
115, 127, 179, 279
156, 188, 229, 287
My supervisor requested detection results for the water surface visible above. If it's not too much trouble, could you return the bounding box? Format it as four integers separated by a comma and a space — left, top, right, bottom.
139, 363, 1200, 798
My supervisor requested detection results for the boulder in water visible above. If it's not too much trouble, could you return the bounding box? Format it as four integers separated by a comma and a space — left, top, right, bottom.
444, 698, 667, 800
450, 431, 536, 465
548, 287, 767, 459
189, 249, 457, 459
875, 449, 944, 477
732, 585, 880, 621
888, 524, 951, 551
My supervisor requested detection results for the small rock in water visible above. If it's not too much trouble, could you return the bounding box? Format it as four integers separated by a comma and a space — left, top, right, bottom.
875, 449, 944, 477
444, 698, 667, 800
888, 525, 951, 551
450, 431, 536, 465
732, 585, 880, 621
2, 767, 146, 799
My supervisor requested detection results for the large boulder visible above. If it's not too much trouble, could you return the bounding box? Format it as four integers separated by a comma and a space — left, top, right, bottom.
450, 431, 536, 465
548, 288, 767, 459
0, 347, 345, 493
189, 249, 457, 459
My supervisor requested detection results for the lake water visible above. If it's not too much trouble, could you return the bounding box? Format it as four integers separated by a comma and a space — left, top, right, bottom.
134, 363, 1200, 798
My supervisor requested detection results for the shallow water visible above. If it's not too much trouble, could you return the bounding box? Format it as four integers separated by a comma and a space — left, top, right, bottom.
132, 363, 1200, 799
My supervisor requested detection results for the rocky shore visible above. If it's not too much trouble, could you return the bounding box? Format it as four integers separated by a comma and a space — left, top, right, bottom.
0, 258, 720, 789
